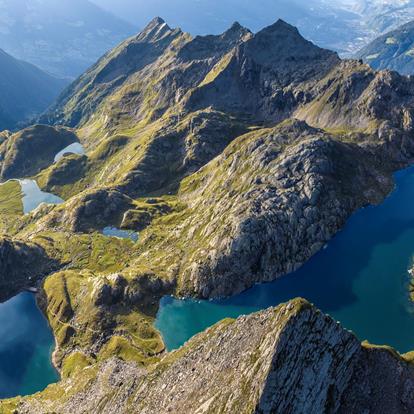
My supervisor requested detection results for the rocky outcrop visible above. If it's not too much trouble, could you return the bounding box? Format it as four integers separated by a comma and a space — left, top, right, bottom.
43, 188, 134, 233
39, 154, 87, 191
0, 237, 59, 301
117, 109, 248, 196
0, 125, 78, 180
126, 120, 396, 298
185, 19, 339, 122
41, 18, 252, 132
27, 19, 414, 300
35, 270, 169, 369
15, 299, 414, 413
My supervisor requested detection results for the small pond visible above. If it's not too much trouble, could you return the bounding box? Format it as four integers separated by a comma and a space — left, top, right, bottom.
20, 179, 64, 214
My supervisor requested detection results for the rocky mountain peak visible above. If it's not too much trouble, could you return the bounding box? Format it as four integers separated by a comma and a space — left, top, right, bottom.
245, 18, 339, 67
177, 21, 250, 62
262, 18, 301, 35
138, 16, 173, 42
220, 21, 252, 43
149, 16, 166, 26
20, 298, 414, 413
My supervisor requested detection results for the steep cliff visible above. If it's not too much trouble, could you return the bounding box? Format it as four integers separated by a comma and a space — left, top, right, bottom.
9, 299, 414, 414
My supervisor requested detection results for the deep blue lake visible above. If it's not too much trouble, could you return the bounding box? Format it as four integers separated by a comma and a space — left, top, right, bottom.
156, 166, 414, 353
0, 293, 58, 398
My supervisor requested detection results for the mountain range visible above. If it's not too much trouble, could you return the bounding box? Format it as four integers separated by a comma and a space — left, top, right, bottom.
1, 0, 414, 80
2, 15, 414, 414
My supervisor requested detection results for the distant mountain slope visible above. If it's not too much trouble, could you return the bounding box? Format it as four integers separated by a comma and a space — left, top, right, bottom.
0, 0, 136, 78
0, 49, 66, 130
357, 20, 414, 75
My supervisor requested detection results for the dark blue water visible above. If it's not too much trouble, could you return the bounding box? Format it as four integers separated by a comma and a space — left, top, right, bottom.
0, 293, 58, 398
156, 166, 414, 352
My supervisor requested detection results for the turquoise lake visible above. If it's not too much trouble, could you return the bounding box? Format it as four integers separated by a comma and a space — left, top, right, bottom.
156, 166, 414, 353
0, 293, 58, 398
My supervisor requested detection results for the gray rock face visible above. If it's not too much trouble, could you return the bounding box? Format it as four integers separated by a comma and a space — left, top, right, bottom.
43, 18, 250, 130
165, 120, 395, 298
117, 109, 248, 196
29, 18, 414, 302
6, 18, 414, 412
18, 299, 414, 413
186, 19, 340, 122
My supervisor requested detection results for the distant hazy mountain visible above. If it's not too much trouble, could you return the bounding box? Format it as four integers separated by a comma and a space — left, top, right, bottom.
346, 0, 414, 33
0, 48, 66, 130
357, 20, 414, 75
0, 0, 136, 78
92, 0, 414, 55
92, 0, 363, 54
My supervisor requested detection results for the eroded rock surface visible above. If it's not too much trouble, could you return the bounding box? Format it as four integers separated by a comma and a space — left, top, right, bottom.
2, 17, 414, 413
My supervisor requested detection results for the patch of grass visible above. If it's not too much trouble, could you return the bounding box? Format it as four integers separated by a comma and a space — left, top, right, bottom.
98, 336, 160, 365
362, 341, 404, 361
0, 180, 23, 216
62, 352, 94, 379
33, 231, 137, 274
